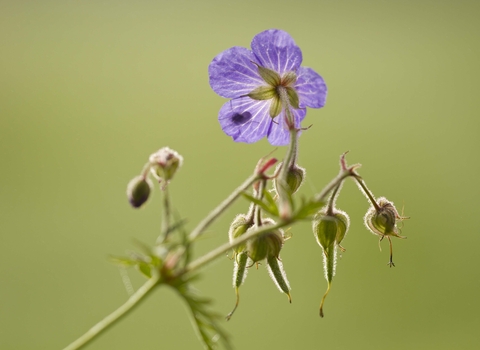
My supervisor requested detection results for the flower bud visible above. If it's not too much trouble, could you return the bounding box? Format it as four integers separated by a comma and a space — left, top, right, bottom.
228, 214, 254, 254
126, 175, 152, 208
274, 163, 306, 196
149, 147, 183, 182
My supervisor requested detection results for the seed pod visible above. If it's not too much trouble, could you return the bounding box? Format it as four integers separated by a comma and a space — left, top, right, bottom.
364, 197, 407, 267
246, 229, 283, 263
312, 210, 350, 317
267, 255, 291, 303
126, 175, 152, 208
226, 251, 249, 320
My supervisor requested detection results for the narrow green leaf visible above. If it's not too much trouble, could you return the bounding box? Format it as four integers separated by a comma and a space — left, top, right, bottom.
108, 256, 137, 267
263, 188, 279, 217
242, 192, 279, 217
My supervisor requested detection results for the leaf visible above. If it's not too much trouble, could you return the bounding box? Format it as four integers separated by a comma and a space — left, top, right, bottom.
294, 198, 326, 220
136, 262, 152, 278
242, 192, 279, 217
263, 188, 279, 217
108, 256, 138, 267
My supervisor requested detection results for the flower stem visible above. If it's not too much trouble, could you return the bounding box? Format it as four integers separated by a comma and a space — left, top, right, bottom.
158, 184, 171, 243
63, 273, 161, 350
188, 174, 258, 242
353, 176, 380, 211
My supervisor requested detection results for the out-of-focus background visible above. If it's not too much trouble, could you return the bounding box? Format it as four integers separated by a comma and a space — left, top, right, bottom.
1, 0, 479, 349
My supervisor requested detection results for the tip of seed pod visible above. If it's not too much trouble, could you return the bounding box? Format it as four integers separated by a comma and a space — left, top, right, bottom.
319, 307, 325, 318
286, 292, 292, 304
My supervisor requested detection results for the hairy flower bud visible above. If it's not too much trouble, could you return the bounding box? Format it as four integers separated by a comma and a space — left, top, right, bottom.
364, 197, 407, 267
126, 176, 152, 208
274, 163, 306, 196
149, 147, 183, 182
228, 214, 254, 254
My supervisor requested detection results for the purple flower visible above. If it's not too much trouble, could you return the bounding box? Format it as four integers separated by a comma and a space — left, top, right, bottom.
209, 29, 327, 146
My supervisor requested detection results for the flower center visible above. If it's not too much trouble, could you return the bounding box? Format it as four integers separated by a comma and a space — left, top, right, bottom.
247, 64, 300, 118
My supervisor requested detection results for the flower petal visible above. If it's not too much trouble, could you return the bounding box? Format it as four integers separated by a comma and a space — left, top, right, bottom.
267, 108, 307, 146
218, 96, 273, 143
251, 29, 303, 76
295, 67, 327, 108
209, 47, 264, 98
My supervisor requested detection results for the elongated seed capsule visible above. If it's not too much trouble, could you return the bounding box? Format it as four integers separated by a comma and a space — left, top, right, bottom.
226, 251, 249, 320
319, 244, 336, 317
267, 255, 292, 303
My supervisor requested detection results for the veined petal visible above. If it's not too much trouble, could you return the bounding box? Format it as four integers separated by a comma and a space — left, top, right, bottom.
251, 29, 303, 76
267, 107, 306, 146
218, 97, 273, 143
209, 47, 264, 98
295, 67, 327, 108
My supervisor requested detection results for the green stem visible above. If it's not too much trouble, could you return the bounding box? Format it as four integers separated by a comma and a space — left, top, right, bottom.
188, 174, 258, 242
314, 170, 350, 204
158, 184, 171, 243
63, 273, 161, 350
353, 176, 380, 211
326, 182, 342, 216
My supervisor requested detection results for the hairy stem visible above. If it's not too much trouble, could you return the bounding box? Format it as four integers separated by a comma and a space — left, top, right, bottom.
188, 174, 259, 242
158, 184, 171, 243
353, 176, 380, 211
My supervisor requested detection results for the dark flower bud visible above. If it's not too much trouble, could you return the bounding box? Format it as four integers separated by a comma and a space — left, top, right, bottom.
149, 147, 183, 182
126, 175, 152, 208
364, 197, 407, 267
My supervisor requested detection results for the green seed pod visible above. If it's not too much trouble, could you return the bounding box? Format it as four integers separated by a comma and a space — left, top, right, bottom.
228, 214, 253, 254
149, 147, 183, 182
226, 251, 249, 321
312, 209, 350, 317
267, 255, 291, 303
364, 197, 407, 267
313, 210, 350, 251
247, 229, 283, 263
126, 175, 152, 208
274, 163, 306, 196
333, 210, 350, 252
365, 197, 399, 237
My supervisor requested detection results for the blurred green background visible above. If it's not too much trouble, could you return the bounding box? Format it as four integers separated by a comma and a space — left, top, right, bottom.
1, 0, 479, 349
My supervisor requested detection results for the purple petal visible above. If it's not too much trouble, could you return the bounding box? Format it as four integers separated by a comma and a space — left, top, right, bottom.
209, 47, 264, 98
218, 96, 273, 143
295, 67, 327, 108
267, 108, 307, 146
251, 29, 303, 76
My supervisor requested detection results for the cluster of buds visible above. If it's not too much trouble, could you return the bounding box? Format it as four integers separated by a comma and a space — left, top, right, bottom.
126, 147, 183, 208
226, 178, 292, 320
